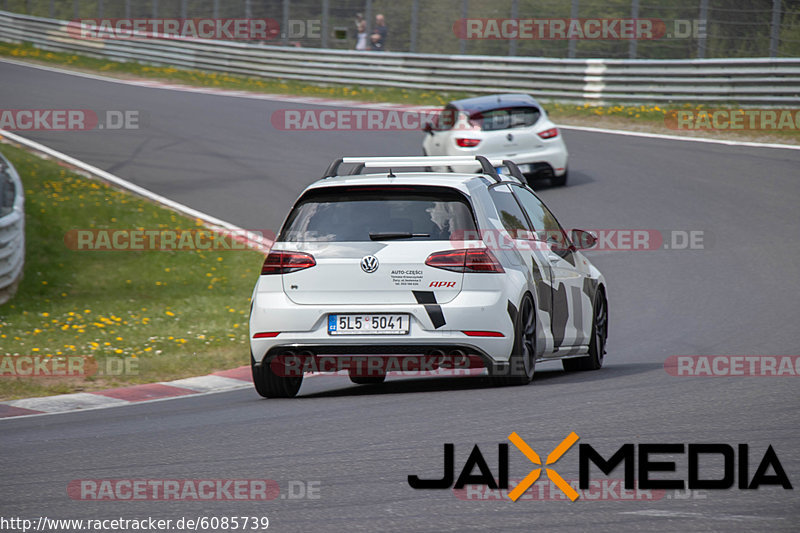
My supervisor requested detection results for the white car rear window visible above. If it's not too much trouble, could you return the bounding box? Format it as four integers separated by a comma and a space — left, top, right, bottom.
279, 186, 477, 242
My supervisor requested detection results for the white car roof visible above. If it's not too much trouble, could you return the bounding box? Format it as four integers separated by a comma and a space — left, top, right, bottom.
305, 172, 492, 195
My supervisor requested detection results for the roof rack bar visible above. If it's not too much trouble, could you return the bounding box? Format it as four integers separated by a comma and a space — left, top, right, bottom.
341, 156, 485, 167
349, 163, 365, 175
475, 155, 501, 182
501, 160, 527, 184
326, 156, 515, 183
323, 158, 343, 178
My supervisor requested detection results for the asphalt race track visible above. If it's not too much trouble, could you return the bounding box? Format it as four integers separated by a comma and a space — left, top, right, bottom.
1, 60, 799, 532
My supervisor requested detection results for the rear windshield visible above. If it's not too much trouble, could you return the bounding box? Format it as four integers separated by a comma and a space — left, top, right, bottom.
469, 106, 541, 131
279, 186, 477, 242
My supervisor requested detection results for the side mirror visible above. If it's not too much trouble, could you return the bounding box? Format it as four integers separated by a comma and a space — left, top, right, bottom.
423, 123, 434, 135
571, 229, 597, 250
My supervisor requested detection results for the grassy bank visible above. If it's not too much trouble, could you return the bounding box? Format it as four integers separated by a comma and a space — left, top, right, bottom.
0, 142, 265, 400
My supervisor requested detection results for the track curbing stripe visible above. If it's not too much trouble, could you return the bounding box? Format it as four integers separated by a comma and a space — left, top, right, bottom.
5, 392, 130, 414
0, 366, 254, 420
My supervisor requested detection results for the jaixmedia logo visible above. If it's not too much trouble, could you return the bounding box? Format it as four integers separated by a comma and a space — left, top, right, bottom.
408, 433, 793, 501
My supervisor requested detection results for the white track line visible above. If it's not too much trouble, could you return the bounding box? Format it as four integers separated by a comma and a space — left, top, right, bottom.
559, 124, 800, 151
2, 56, 799, 151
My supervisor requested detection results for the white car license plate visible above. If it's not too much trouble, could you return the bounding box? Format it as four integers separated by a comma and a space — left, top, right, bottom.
328, 314, 409, 335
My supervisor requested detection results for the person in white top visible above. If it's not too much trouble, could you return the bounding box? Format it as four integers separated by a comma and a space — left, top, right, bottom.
355, 13, 368, 51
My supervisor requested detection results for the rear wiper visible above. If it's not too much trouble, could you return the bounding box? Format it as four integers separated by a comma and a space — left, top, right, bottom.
369, 232, 430, 241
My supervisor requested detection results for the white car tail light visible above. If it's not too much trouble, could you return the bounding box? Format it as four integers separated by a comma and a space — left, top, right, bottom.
425, 248, 504, 273
538, 127, 559, 139
456, 138, 481, 147
261, 251, 316, 275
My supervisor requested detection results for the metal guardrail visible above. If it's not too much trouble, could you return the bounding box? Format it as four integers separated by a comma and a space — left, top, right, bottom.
1, 11, 799, 105
0, 151, 25, 305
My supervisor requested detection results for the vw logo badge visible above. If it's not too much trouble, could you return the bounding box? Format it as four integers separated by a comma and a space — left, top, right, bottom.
360, 255, 379, 273
506, 133, 514, 141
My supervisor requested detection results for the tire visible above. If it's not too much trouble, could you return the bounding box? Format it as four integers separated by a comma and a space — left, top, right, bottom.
562, 290, 607, 371
551, 169, 568, 187
492, 293, 536, 386
349, 372, 387, 385
251, 351, 303, 398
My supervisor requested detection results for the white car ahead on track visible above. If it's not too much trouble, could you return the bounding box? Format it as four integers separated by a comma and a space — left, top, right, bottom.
422, 94, 569, 186
249, 156, 606, 397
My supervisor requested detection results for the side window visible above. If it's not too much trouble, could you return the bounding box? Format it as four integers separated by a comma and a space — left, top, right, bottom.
511, 186, 570, 248
488, 185, 531, 238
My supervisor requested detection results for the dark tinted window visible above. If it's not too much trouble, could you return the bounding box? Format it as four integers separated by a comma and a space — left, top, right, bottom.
279, 186, 476, 242
488, 185, 531, 238
469, 106, 541, 131
512, 186, 570, 247
511, 186, 562, 233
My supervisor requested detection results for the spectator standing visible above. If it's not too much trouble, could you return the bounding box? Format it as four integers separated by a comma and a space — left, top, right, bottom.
355, 13, 368, 50
370, 14, 387, 51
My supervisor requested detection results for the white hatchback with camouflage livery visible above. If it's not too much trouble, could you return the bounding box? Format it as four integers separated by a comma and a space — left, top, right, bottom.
249, 156, 607, 397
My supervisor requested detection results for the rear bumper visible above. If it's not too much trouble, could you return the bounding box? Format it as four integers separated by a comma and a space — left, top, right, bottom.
249, 288, 516, 366
503, 142, 568, 176
437, 140, 568, 176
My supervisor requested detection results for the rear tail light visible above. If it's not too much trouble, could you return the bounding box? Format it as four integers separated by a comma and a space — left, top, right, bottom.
465, 248, 505, 273
456, 138, 481, 147
424, 249, 465, 272
261, 251, 316, 275
425, 249, 504, 273
538, 127, 559, 139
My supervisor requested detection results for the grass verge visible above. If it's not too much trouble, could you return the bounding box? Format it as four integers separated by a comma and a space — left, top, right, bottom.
0, 141, 265, 401
1, 41, 797, 145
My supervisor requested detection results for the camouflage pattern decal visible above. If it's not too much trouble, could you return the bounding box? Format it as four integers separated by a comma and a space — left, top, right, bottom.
413, 290, 446, 329
507, 300, 518, 323
551, 282, 569, 348
583, 276, 599, 301
530, 259, 551, 313
571, 285, 586, 346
